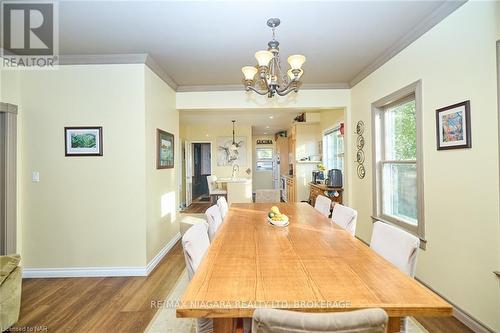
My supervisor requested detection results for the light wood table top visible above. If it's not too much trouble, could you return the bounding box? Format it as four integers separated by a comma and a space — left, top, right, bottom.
177, 203, 452, 332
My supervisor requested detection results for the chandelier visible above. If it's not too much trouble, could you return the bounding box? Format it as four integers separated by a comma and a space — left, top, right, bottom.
241, 18, 306, 98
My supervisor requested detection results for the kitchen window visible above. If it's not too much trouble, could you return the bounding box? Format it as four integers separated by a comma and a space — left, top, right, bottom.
256, 148, 273, 171
372, 81, 425, 242
322, 126, 344, 172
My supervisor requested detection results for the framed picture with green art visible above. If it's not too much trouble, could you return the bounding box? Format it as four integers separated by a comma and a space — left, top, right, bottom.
157, 129, 174, 169
64, 127, 103, 156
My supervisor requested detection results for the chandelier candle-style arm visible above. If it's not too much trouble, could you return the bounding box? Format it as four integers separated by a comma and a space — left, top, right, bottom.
241, 18, 306, 98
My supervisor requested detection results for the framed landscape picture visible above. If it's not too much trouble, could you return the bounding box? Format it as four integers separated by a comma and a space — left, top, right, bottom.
64, 127, 103, 156
157, 129, 174, 169
436, 100, 471, 150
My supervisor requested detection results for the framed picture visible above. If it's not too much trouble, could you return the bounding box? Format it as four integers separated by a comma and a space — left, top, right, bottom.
64, 127, 103, 156
157, 129, 174, 169
436, 100, 471, 150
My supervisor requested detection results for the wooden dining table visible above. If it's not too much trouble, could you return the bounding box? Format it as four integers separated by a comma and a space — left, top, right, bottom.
176, 203, 452, 332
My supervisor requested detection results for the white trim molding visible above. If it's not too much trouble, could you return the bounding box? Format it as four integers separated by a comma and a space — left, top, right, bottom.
22, 232, 181, 278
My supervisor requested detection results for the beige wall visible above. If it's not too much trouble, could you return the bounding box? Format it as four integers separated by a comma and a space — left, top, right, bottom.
349, 2, 500, 330
252, 135, 275, 191
144, 67, 180, 263
177, 89, 351, 110
14, 65, 147, 267
180, 123, 253, 205
320, 109, 344, 132
0, 64, 181, 269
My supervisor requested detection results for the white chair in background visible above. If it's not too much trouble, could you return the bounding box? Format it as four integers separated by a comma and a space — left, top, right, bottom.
206, 175, 227, 204
255, 189, 280, 203
217, 196, 229, 219
370, 221, 420, 277
251, 308, 388, 333
181, 223, 212, 333
205, 204, 223, 242
314, 195, 332, 217
331, 204, 358, 236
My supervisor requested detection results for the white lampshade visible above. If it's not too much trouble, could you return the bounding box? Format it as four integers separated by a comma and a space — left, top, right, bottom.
287, 69, 303, 80
255, 50, 274, 67
241, 66, 258, 80
287, 54, 306, 70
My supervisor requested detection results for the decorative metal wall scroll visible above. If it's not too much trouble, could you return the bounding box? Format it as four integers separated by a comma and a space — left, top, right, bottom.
355, 121, 366, 179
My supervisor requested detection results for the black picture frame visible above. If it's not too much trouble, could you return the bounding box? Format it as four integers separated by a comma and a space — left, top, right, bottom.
64, 126, 103, 156
435, 100, 471, 150
157, 129, 174, 169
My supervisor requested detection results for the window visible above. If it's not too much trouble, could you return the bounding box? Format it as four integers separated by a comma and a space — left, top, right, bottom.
373, 81, 424, 241
322, 126, 344, 172
256, 148, 273, 171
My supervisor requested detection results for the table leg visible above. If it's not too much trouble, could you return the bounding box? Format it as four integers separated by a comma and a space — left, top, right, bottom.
387, 317, 401, 333
213, 318, 235, 333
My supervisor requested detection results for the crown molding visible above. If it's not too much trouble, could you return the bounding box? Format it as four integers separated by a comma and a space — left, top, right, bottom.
144, 55, 178, 91
176, 82, 349, 92
58, 53, 178, 91
349, 0, 467, 88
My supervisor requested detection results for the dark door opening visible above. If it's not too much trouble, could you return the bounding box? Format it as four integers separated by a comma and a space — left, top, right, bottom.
192, 143, 211, 202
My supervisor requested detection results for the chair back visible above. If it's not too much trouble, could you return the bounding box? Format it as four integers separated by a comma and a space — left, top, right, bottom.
217, 196, 229, 219
181, 223, 210, 280
255, 189, 280, 203
205, 205, 223, 241
331, 204, 358, 236
251, 308, 388, 333
314, 195, 332, 217
181, 223, 213, 333
206, 175, 217, 194
370, 221, 420, 277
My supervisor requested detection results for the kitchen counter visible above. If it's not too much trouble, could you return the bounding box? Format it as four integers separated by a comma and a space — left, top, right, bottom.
216, 178, 252, 204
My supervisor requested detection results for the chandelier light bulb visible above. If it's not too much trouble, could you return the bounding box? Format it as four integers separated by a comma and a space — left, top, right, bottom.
287, 54, 306, 70
255, 50, 274, 67
287, 68, 303, 80
242, 66, 258, 80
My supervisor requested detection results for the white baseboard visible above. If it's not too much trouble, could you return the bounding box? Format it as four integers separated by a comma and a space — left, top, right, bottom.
415, 277, 495, 333
22, 232, 182, 278
145, 231, 181, 275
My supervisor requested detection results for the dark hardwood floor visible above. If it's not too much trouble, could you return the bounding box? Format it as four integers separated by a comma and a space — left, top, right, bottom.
10, 242, 185, 333
9, 221, 473, 333
182, 202, 211, 213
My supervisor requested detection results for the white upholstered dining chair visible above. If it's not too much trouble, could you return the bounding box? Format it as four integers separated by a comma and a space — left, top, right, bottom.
370, 221, 420, 277
251, 308, 388, 333
181, 223, 213, 333
331, 204, 358, 236
205, 204, 223, 242
314, 195, 332, 217
217, 196, 229, 219
207, 175, 227, 204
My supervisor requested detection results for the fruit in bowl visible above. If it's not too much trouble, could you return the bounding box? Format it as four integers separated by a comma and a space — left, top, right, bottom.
267, 206, 289, 225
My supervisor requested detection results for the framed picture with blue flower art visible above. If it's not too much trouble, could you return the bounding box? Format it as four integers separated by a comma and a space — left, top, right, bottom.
436, 100, 471, 150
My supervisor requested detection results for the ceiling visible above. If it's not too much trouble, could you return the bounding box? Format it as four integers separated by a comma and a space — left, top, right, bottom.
180, 109, 342, 135
52, 0, 463, 89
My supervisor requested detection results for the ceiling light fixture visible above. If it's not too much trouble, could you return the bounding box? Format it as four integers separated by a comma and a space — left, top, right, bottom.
241, 18, 306, 98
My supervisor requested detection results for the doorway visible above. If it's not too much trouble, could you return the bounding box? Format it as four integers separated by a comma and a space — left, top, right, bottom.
192, 143, 211, 202
0, 103, 17, 255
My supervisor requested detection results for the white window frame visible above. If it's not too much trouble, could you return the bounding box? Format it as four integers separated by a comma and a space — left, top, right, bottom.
255, 147, 274, 172
322, 124, 344, 172
371, 81, 425, 245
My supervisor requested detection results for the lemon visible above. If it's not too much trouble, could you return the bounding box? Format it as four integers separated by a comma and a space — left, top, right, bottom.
271, 206, 280, 214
